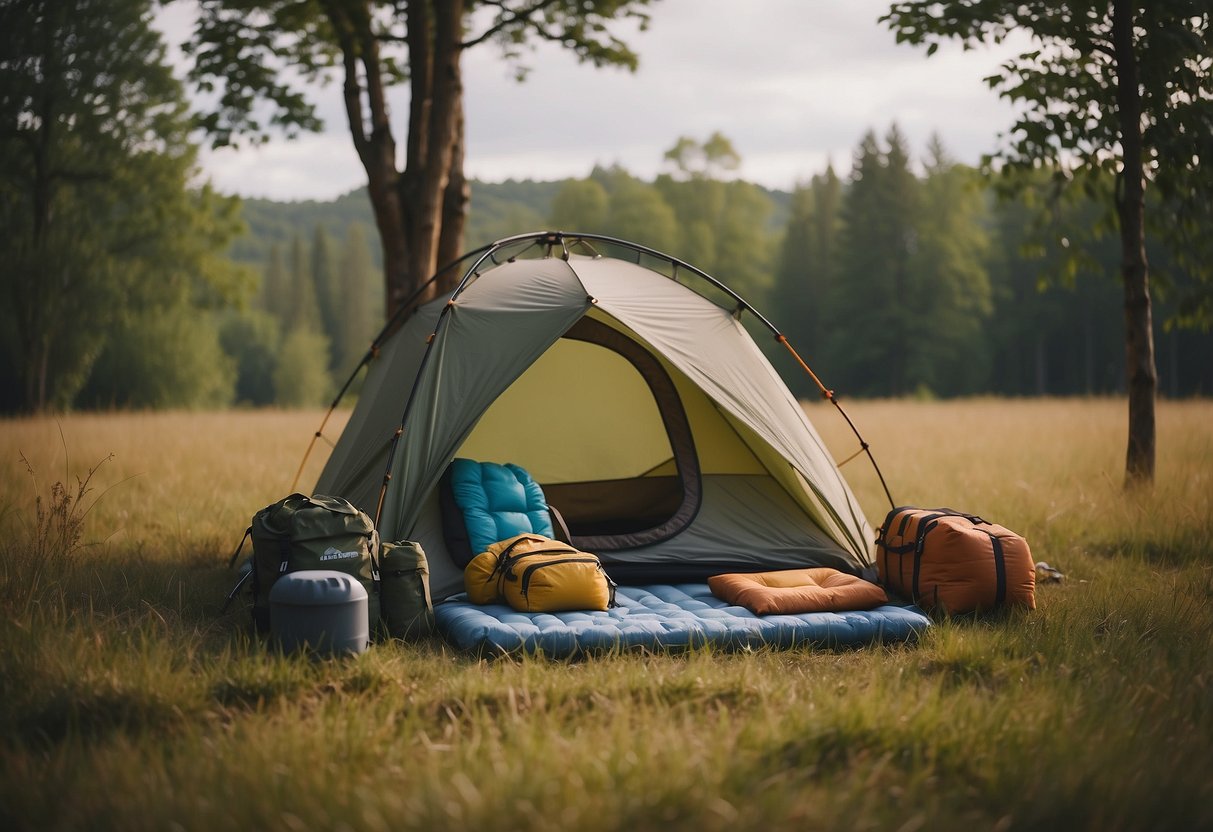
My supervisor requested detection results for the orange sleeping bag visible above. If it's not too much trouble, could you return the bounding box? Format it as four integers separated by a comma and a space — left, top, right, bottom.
875, 507, 1035, 614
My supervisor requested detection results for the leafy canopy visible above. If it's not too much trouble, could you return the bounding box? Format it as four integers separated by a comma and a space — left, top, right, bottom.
184, 0, 655, 148
881, 1, 1213, 320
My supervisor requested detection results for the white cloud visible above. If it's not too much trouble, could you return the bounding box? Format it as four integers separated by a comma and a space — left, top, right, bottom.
162, 0, 1033, 199
195, 137, 367, 201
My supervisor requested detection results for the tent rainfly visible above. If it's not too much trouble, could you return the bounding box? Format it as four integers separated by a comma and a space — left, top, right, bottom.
311, 232, 889, 601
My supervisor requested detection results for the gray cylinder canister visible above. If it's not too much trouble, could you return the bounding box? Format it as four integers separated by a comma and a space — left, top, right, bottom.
269, 570, 369, 656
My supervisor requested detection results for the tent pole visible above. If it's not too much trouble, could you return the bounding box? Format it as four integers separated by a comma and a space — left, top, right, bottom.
287, 244, 494, 495
351, 230, 895, 534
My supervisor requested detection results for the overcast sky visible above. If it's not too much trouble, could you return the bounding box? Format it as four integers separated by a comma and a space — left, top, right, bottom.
156, 0, 1030, 202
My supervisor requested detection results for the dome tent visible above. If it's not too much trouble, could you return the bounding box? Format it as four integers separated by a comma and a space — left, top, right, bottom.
312, 232, 885, 602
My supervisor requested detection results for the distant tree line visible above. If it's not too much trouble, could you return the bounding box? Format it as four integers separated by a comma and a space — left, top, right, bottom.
545, 132, 1212, 400
230, 224, 382, 407
0, 0, 1207, 410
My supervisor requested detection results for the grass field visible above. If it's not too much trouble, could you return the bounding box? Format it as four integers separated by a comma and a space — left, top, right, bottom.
1, 400, 1210, 831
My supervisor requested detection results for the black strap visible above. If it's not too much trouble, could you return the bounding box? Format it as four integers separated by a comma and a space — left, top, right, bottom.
934, 507, 987, 524
882, 507, 1004, 608
910, 514, 947, 602
549, 505, 572, 543
988, 533, 1007, 606
221, 567, 252, 613
226, 527, 251, 569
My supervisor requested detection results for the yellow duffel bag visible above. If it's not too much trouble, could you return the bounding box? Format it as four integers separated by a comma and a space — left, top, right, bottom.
464, 533, 615, 612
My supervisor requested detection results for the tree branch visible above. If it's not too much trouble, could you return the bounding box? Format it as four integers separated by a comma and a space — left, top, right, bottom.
355, 3, 392, 151
319, 1, 370, 160
461, 0, 562, 50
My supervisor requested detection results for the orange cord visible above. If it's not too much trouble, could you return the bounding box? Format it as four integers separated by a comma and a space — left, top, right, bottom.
775, 334, 895, 509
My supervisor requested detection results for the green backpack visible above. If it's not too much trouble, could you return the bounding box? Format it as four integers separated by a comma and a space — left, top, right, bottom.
379, 540, 435, 640
227, 494, 380, 632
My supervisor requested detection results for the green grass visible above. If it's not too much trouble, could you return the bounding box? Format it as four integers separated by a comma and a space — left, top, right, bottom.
1, 401, 1210, 831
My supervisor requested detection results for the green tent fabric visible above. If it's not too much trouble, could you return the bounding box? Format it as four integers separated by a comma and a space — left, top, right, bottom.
315, 239, 876, 601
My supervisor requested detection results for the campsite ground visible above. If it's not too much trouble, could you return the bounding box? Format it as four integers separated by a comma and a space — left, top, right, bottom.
1, 400, 1210, 831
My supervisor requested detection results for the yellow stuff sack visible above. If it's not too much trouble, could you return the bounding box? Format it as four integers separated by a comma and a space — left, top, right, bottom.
463, 533, 615, 612
464, 534, 551, 604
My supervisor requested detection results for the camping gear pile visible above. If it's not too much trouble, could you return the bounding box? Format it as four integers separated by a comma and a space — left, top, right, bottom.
225, 493, 434, 654
227, 232, 1035, 656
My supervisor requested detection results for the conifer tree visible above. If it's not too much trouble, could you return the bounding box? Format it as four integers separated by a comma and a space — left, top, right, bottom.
286, 234, 322, 333
884, 0, 1213, 484
260, 243, 291, 327
831, 127, 920, 395
773, 165, 842, 396
311, 225, 341, 369
909, 137, 992, 395
334, 223, 379, 379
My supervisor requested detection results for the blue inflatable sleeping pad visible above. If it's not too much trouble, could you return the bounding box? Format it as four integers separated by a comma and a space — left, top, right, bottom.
434, 583, 930, 657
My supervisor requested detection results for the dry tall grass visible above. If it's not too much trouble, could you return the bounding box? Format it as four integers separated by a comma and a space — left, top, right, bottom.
0, 400, 1210, 831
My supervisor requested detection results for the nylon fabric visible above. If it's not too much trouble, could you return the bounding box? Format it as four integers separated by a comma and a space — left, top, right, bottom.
462, 533, 613, 612
377, 259, 591, 538
708, 568, 888, 615
315, 302, 444, 513
570, 257, 873, 564
875, 507, 1036, 614
456, 335, 673, 483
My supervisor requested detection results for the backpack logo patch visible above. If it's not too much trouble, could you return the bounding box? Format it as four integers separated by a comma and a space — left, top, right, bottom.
321, 546, 361, 561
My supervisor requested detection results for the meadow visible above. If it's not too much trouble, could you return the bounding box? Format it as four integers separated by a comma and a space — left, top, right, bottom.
1, 399, 1210, 831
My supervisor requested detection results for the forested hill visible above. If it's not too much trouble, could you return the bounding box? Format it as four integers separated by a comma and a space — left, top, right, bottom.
229, 177, 792, 268
225, 160, 1211, 404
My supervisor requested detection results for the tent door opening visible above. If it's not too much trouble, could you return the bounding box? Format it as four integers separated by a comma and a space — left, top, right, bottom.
454, 315, 701, 551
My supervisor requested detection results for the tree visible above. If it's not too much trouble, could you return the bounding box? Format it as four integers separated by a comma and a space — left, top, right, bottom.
983, 168, 1124, 396
273, 327, 332, 407
185, 0, 658, 320
909, 137, 992, 395
0, 0, 244, 412
219, 308, 281, 406
81, 305, 237, 409
311, 224, 342, 371
259, 242, 292, 327
332, 222, 379, 378
655, 134, 776, 302
286, 234, 323, 333
662, 131, 741, 181
602, 175, 678, 254
830, 127, 921, 396
771, 164, 842, 396
882, 1, 1213, 486
549, 178, 610, 230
